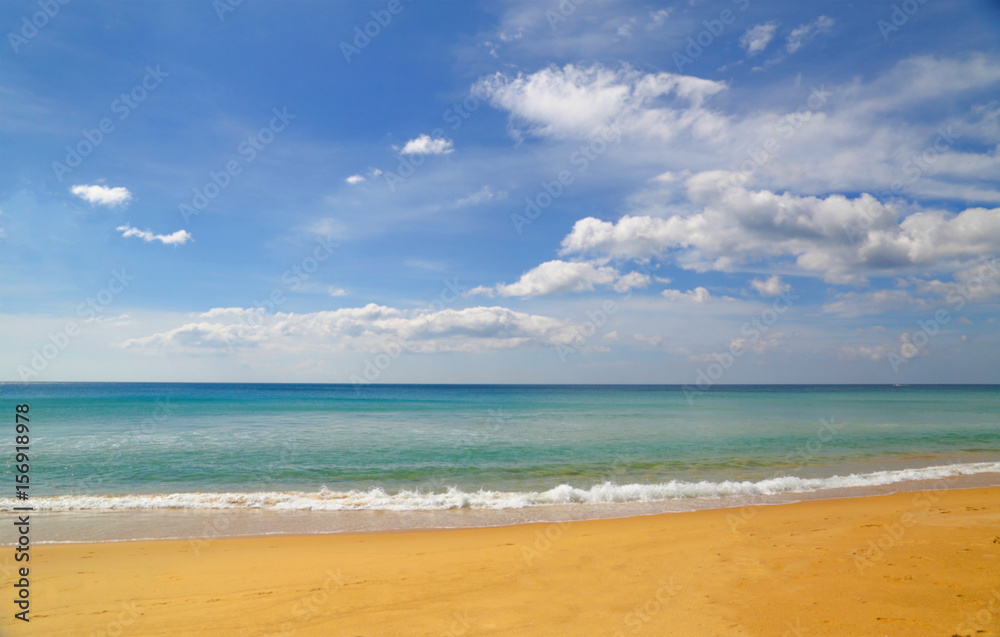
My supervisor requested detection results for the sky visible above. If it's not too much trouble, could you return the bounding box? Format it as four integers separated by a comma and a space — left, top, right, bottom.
1, 0, 999, 384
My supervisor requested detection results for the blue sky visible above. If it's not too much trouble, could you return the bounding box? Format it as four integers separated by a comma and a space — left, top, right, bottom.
2, 0, 999, 383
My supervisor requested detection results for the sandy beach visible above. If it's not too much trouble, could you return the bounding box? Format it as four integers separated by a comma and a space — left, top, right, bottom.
3, 486, 999, 636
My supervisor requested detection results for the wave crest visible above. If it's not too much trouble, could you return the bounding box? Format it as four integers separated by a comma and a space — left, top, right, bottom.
5, 462, 998, 512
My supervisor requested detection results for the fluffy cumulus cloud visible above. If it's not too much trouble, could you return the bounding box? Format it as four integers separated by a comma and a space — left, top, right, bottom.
559, 171, 1000, 283
471, 260, 651, 298
116, 224, 192, 246
120, 304, 583, 354
400, 134, 454, 155
750, 275, 791, 297
474, 63, 728, 141
71, 184, 132, 207
345, 174, 365, 184
661, 287, 711, 303
740, 23, 778, 55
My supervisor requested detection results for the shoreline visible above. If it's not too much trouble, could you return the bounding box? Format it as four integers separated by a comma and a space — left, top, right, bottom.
2, 486, 998, 636
5, 472, 999, 545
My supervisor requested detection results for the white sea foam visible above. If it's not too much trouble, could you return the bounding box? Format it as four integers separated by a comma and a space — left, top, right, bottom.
5, 462, 999, 512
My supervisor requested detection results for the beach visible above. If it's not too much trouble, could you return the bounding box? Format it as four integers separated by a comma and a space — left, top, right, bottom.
4, 486, 998, 636
6, 0, 1000, 631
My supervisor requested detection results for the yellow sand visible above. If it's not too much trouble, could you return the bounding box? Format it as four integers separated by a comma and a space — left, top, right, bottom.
3, 487, 999, 636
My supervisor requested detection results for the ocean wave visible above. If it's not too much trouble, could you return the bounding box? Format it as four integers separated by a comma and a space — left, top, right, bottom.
5, 462, 999, 512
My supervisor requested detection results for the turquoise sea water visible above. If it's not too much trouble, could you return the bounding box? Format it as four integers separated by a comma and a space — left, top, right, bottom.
1, 383, 998, 517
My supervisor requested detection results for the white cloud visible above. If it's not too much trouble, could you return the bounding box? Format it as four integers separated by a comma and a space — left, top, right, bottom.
474, 63, 728, 141
400, 134, 454, 155
345, 175, 366, 184
328, 286, 348, 297
786, 15, 834, 53
837, 344, 890, 361
560, 172, 1000, 283
838, 333, 923, 362
649, 9, 669, 28
633, 333, 664, 346
199, 308, 255, 319
661, 287, 711, 303
498, 260, 616, 296
821, 257, 1000, 316
120, 303, 582, 354
822, 289, 930, 318
612, 271, 651, 292
465, 55, 1000, 209
750, 275, 791, 297
479, 260, 650, 298
116, 224, 192, 246
498, 27, 524, 43
740, 23, 778, 56
729, 332, 785, 355
652, 170, 689, 183
855, 55, 1000, 116
908, 258, 1000, 304
455, 186, 506, 207
464, 285, 496, 298
71, 184, 132, 207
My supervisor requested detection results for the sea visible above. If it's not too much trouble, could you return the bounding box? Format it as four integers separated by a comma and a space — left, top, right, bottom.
1, 383, 998, 543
